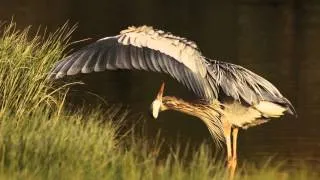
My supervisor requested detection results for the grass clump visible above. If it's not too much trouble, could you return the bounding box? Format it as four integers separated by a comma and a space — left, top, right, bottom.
0, 22, 318, 180
0, 22, 73, 116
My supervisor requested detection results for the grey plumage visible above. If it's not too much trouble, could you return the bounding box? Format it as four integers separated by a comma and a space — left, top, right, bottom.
205, 59, 295, 115
50, 36, 214, 100
49, 25, 295, 116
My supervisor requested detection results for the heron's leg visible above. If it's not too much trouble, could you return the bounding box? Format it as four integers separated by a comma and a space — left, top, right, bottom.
222, 122, 235, 179
222, 121, 232, 163
232, 128, 239, 162
228, 127, 239, 179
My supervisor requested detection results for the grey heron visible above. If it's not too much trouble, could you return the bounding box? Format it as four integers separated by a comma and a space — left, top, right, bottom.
49, 25, 296, 176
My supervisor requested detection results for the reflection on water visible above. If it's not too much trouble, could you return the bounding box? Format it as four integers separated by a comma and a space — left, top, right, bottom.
2, 0, 320, 167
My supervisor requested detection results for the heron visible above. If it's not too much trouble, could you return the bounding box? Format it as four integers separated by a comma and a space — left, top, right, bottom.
49, 25, 296, 176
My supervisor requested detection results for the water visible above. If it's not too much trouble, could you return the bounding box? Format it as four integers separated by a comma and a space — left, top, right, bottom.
2, 0, 320, 168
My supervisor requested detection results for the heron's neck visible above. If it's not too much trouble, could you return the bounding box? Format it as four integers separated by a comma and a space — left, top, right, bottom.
161, 96, 220, 119
161, 96, 224, 142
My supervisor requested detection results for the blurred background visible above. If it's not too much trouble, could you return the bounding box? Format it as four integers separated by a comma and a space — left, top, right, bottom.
1, 0, 319, 168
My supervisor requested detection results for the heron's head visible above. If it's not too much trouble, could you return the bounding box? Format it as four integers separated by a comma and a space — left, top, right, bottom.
150, 82, 165, 119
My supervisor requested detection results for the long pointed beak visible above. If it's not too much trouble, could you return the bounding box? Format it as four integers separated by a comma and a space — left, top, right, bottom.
156, 82, 165, 100
151, 82, 165, 119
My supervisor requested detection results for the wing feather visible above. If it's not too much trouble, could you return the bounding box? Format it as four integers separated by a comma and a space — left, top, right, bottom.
149, 50, 162, 72
105, 46, 117, 70
93, 48, 107, 72
115, 45, 131, 69
128, 45, 141, 70
157, 52, 169, 73
143, 48, 156, 72
50, 35, 214, 100
136, 47, 148, 71
57, 53, 81, 77
50, 59, 67, 77
206, 59, 296, 114
68, 51, 91, 75
81, 48, 100, 73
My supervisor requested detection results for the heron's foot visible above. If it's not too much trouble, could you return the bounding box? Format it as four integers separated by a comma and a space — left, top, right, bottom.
226, 157, 237, 180
227, 157, 237, 169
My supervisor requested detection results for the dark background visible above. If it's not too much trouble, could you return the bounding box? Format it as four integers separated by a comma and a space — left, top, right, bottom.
1, 0, 319, 167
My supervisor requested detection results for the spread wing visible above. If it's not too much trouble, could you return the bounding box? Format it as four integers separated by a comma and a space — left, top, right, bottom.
49, 25, 295, 115
49, 26, 215, 100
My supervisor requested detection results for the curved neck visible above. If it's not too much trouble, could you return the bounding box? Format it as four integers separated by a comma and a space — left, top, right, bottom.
161, 96, 220, 120
161, 96, 224, 142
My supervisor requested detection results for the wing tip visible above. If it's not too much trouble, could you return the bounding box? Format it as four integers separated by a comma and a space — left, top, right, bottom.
48, 71, 66, 80
283, 97, 297, 117
287, 105, 297, 117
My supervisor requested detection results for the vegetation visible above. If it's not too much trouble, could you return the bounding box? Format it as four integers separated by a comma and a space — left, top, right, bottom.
0, 22, 317, 180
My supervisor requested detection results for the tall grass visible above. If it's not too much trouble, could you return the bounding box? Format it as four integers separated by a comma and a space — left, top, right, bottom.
0, 22, 73, 116
0, 22, 317, 180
